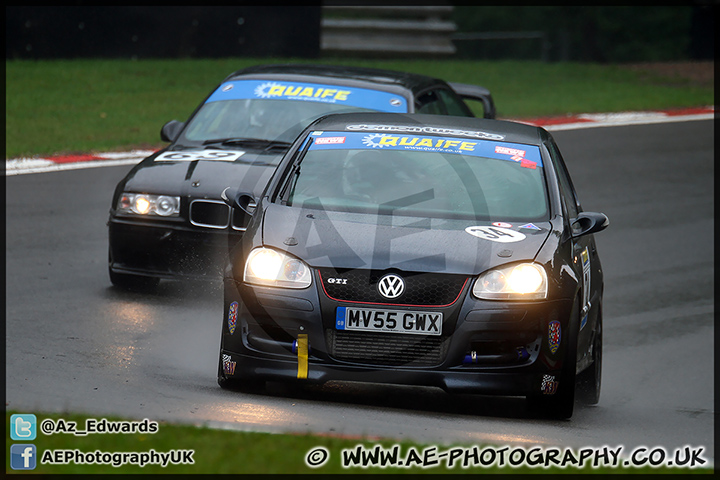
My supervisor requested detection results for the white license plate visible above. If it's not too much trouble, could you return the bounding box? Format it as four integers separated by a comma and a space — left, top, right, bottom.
335, 307, 442, 336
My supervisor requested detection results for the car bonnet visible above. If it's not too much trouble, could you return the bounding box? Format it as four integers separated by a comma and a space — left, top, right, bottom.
260, 203, 551, 276
121, 149, 282, 200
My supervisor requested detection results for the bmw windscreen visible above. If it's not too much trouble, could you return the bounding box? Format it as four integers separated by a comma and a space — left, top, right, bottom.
280, 129, 549, 223
178, 80, 409, 148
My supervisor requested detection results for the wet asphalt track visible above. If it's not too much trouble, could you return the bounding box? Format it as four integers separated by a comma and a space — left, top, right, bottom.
5, 119, 714, 465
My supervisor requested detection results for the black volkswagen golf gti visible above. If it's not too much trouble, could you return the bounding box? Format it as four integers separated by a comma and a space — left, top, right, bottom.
218, 112, 608, 419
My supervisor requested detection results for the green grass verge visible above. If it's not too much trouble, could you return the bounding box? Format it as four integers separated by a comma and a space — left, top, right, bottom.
5, 411, 713, 474
5, 57, 713, 159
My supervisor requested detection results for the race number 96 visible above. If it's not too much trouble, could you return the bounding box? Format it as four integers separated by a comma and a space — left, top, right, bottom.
155, 150, 244, 162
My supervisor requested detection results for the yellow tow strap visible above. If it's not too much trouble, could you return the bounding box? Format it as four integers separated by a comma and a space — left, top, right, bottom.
296, 334, 308, 379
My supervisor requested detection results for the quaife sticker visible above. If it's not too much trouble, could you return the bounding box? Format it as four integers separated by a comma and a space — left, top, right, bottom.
155, 150, 245, 162
205, 80, 408, 112
308, 130, 543, 166
465, 226, 526, 243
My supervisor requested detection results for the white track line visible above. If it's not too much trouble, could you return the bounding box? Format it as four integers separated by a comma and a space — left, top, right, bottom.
4, 109, 714, 176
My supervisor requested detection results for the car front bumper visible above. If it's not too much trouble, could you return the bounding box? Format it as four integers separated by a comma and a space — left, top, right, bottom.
220, 275, 576, 398
108, 217, 242, 280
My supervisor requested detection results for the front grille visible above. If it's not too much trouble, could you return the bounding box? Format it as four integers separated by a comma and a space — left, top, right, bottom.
231, 202, 256, 231
326, 329, 448, 366
318, 268, 467, 306
190, 200, 230, 229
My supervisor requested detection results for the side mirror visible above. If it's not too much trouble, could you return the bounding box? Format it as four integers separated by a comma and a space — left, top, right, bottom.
448, 82, 496, 119
571, 212, 609, 238
221, 187, 256, 216
160, 120, 185, 143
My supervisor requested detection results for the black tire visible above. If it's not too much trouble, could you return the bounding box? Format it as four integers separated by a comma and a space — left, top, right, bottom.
527, 302, 580, 420
108, 250, 160, 291
577, 305, 602, 405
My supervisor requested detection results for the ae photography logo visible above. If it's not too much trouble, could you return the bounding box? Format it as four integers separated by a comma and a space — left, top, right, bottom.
305, 444, 709, 470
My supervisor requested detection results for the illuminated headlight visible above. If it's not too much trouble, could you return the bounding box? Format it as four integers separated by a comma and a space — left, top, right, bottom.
244, 247, 312, 289
117, 193, 180, 217
473, 263, 548, 300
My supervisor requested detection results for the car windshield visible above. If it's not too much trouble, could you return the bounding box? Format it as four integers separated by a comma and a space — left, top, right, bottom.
180, 80, 409, 145
285, 130, 549, 221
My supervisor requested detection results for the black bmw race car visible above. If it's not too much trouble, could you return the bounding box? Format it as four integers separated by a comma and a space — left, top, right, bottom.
107, 64, 495, 289
218, 112, 608, 419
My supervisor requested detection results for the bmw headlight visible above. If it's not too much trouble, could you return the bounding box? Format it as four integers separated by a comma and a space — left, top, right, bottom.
244, 247, 312, 289
117, 193, 180, 217
473, 263, 548, 300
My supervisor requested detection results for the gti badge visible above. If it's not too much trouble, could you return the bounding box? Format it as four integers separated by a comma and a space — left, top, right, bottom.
377, 274, 405, 299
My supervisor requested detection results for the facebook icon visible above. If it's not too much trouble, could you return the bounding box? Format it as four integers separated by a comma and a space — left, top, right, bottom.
11, 444, 37, 470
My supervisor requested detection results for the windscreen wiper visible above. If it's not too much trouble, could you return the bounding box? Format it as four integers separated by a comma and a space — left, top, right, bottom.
202, 138, 292, 149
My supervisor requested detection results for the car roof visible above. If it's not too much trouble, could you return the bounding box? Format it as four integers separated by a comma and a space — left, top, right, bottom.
307, 112, 547, 145
225, 63, 445, 93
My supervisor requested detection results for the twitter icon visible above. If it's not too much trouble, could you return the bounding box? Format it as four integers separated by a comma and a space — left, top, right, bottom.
11, 414, 37, 440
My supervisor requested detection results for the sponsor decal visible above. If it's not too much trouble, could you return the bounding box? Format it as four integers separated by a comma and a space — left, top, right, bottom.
155, 150, 244, 162
541, 374, 559, 395
519, 223, 541, 230
346, 124, 506, 141
464, 226, 526, 243
581, 247, 591, 312
361, 134, 478, 151
314, 136, 346, 145
495, 146, 526, 157
255, 82, 351, 101
495, 144, 536, 168
308, 130, 543, 167
492, 221, 513, 228
227, 301, 238, 335
205, 80, 407, 112
548, 320, 561, 354
222, 354, 236, 375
